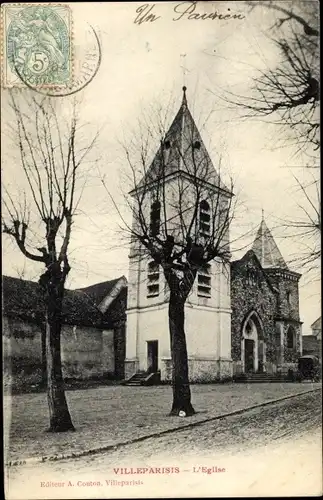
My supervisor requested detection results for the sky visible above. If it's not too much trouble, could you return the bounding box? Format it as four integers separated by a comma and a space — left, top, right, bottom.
1, 1, 320, 332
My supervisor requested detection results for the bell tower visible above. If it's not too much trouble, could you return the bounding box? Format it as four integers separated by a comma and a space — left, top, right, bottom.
252, 215, 302, 372
125, 88, 233, 382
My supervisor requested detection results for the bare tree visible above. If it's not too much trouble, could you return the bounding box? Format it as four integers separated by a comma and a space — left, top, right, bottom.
219, 1, 320, 271
228, 0, 320, 155
106, 89, 235, 416
278, 171, 320, 277
2, 90, 98, 432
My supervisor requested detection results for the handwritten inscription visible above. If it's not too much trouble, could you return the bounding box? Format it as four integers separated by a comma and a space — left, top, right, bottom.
134, 4, 161, 25
134, 2, 245, 25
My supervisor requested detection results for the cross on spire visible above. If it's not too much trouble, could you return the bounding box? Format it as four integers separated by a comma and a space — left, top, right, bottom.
180, 53, 189, 87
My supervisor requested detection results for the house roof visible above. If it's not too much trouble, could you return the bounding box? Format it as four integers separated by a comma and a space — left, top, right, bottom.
2, 275, 126, 329
251, 217, 288, 269
77, 276, 126, 307
2, 276, 44, 323
311, 317, 321, 331
137, 87, 230, 193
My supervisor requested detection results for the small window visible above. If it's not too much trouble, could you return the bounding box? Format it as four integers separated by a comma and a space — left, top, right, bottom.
147, 261, 160, 297
286, 326, 295, 348
247, 269, 257, 286
149, 200, 161, 237
286, 291, 291, 305
164, 140, 171, 150
193, 140, 201, 150
197, 264, 211, 297
199, 200, 211, 237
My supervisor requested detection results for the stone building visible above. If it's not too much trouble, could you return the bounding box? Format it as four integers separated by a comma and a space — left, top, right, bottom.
3, 89, 303, 385
3, 275, 127, 387
302, 317, 321, 360
231, 217, 302, 376
125, 89, 302, 382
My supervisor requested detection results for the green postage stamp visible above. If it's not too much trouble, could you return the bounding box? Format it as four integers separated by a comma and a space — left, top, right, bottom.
1, 3, 72, 87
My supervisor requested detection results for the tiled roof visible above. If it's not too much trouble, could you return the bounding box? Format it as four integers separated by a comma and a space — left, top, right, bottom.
77, 277, 125, 306
2, 275, 125, 328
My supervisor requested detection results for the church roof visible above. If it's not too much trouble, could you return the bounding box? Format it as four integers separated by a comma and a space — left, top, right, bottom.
251, 216, 288, 269
138, 87, 230, 193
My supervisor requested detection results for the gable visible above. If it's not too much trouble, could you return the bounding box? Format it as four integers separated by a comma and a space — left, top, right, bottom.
311, 317, 321, 331
231, 250, 277, 294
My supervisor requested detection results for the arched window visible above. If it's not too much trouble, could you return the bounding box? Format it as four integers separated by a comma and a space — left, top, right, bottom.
147, 261, 160, 297
193, 140, 201, 150
286, 326, 295, 348
199, 200, 210, 237
246, 320, 252, 334
149, 200, 161, 236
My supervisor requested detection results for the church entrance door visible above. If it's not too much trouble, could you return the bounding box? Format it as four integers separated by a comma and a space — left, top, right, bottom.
241, 312, 264, 373
147, 341, 158, 373
245, 339, 254, 373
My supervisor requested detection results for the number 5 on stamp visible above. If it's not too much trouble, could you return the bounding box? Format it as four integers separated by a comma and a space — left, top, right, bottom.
1, 3, 72, 88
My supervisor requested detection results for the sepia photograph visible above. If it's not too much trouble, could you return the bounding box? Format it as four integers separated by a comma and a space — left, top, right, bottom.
1, 1, 321, 498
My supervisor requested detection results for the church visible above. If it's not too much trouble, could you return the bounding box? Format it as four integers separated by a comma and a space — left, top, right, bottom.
3, 88, 303, 388
124, 87, 302, 383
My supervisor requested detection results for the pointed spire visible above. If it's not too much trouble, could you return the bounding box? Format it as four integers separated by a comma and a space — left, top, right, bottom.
182, 85, 187, 106
136, 87, 230, 193
252, 216, 288, 269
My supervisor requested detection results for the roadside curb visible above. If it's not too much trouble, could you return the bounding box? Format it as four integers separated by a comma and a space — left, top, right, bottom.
6, 387, 321, 467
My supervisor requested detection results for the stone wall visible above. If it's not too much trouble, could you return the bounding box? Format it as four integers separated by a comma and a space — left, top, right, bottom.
231, 253, 277, 364
282, 322, 301, 365
61, 325, 114, 379
265, 269, 300, 321
3, 316, 116, 383
160, 357, 232, 382
3, 317, 43, 384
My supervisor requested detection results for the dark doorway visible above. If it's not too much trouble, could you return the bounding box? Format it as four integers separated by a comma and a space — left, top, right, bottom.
245, 339, 254, 373
147, 340, 158, 373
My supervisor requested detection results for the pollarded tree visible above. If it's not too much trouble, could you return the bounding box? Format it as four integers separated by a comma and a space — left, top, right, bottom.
232, 0, 319, 155
115, 88, 235, 416
221, 1, 320, 273
2, 91, 98, 432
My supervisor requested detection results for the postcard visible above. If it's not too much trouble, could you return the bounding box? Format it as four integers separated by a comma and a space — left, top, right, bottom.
2, 1, 321, 498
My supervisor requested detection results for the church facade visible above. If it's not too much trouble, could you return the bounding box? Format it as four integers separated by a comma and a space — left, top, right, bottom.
231, 221, 302, 377
124, 89, 302, 382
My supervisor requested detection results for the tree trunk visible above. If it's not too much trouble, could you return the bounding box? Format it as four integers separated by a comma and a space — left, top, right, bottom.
45, 287, 75, 432
41, 321, 47, 387
168, 292, 195, 416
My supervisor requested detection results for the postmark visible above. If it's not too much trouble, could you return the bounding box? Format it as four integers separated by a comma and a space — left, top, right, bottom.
15, 23, 101, 97
1, 3, 72, 87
